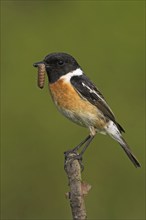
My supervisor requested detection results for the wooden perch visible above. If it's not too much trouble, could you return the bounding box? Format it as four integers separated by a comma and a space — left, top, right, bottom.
64, 153, 91, 220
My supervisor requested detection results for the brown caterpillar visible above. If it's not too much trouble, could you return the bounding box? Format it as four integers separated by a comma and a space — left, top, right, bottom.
37, 63, 46, 89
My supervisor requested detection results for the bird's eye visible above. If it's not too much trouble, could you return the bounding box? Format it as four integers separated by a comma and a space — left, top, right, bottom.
58, 60, 64, 65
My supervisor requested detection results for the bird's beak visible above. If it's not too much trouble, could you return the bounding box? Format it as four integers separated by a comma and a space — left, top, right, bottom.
33, 61, 44, 67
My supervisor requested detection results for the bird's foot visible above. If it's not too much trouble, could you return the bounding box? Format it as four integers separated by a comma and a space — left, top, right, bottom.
64, 150, 84, 172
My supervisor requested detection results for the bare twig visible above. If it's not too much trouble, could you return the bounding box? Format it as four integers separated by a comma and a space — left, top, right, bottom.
64, 153, 91, 220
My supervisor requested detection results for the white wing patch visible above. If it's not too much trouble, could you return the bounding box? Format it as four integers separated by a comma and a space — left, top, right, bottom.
82, 82, 114, 115
82, 82, 105, 102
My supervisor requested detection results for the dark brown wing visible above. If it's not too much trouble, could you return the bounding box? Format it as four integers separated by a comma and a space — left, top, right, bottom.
70, 74, 125, 133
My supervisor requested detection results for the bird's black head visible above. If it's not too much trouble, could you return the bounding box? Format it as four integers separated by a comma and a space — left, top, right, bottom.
42, 52, 80, 83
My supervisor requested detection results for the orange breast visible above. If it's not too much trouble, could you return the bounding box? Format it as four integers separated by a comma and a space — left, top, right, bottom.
49, 79, 107, 129
49, 79, 93, 111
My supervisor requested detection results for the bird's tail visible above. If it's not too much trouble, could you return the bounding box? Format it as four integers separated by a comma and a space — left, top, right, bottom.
106, 120, 141, 167
118, 137, 141, 168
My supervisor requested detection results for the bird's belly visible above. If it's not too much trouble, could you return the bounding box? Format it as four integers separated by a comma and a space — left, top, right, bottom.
49, 80, 107, 129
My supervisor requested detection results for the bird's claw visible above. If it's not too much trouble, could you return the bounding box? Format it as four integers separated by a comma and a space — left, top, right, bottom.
64, 150, 84, 172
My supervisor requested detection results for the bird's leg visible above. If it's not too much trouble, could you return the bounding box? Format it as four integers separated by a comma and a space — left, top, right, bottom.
72, 135, 95, 162
64, 134, 91, 158
64, 134, 95, 171
78, 135, 95, 157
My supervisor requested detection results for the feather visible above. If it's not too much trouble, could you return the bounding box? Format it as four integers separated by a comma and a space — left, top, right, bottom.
71, 74, 125, 133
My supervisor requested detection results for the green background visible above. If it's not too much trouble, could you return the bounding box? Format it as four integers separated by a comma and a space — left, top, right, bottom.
1, 1, 145, 219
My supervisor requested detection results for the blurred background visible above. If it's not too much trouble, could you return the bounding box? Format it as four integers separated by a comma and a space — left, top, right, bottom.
1, 1, 145, 219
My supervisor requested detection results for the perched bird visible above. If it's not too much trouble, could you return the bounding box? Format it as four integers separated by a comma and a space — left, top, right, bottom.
33, 52, 140, 168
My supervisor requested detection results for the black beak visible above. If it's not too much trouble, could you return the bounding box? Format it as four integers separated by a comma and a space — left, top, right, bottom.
33, 61, 44, 67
